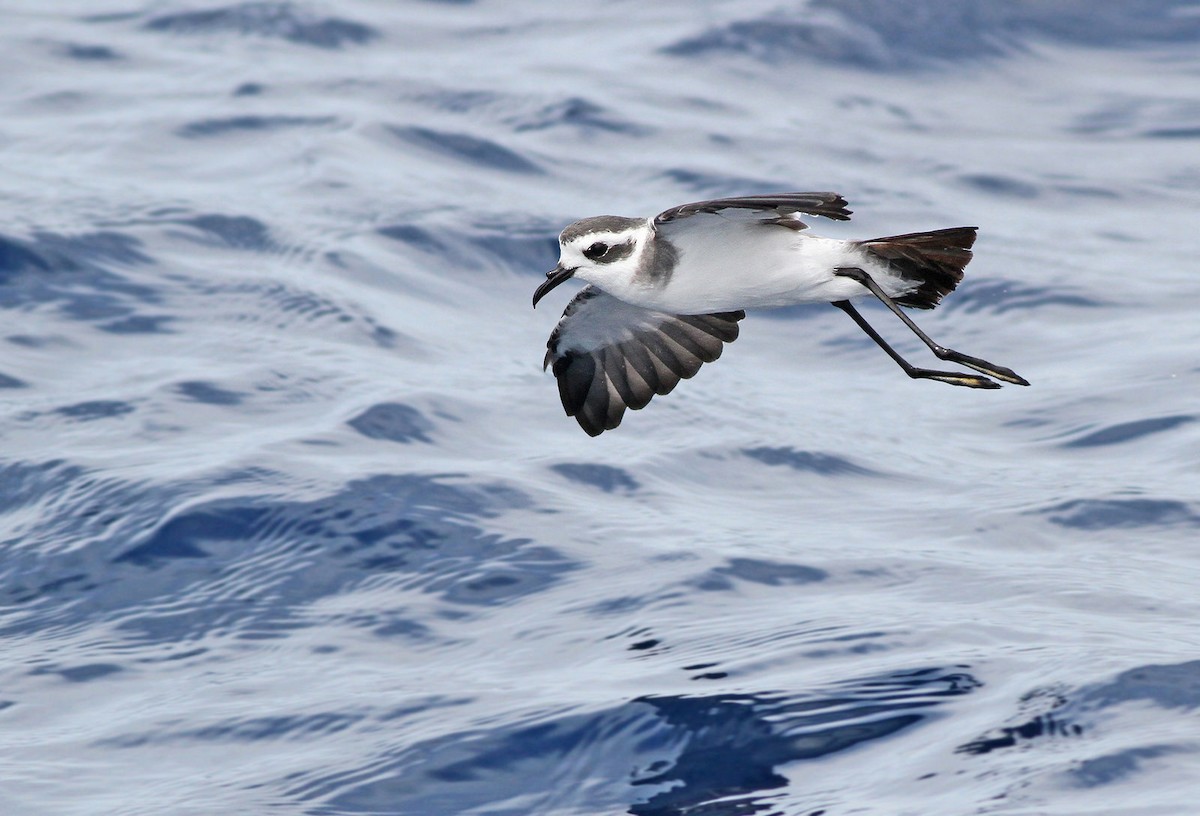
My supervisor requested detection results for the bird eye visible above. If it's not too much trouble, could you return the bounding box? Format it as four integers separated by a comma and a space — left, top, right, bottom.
583, 241, 609, 260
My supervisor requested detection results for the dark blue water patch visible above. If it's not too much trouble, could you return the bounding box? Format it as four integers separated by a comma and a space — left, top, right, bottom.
706, 558, 829, 588
176, 115, 337, 138
58, 293, 146, 323
29, 662, 124, 683
2, 230, 151, 288
61, 43, 121, 60
837, 94, 925, 130
1050, 182, 1121, 199
103, 695, 466, 751
191, 711, 364, 743
175, 380, 245, 406
387, 126, 542, 174
585, 593, 670, 617
1037, 498, 1200, 530
379, 220, 559, 274
664, 0, 1200, 70
233, 82, 264, 96
1060, 415, 1194, 448
412, 88, 644, 135
0, 459, 84, 515
960, 664, 1191, 760
664, 15, 908, 70
999, 0, 1200, 47
2, 467, 557, 644
0, 371, 27, 388
172, 214, 276, 250
946, 278, 1104, 315
301, 666, 976, 814
1144, 127, 1200, 140
1079, 660, 1200, 711
376, 224, 446, 255
961, 661, 1200, 761
99, 314, 175, 334
957, 173, 1041, 199
0, 229, 161, 328
464, 223, 559, 272
352, 610, 435, 640
115, 504, 263, 565
100, 710, 368, 748
54, 400, 136, 421
81, 11, 140, 23
347, 403, 434, 444
742, 446, 881, 477
214, 280, 405, 350
1070, 101, 1141, 136
510, 97, 649, 134
1069, 745, 1185, 788
1064, 99, 1200, 140
800, 630, 891, 660
958, 707, 1080, 755
126, 473, 554, 612
0, 234, 51, 280
682, 661, 728, 682
628, 679, 960, 815
549, 463, 640, 493
662, 2, 1021, 70
33, 230, 150, 271
141, 2, 379, 49
412, 88, 498, 114
659, 168, 782, 196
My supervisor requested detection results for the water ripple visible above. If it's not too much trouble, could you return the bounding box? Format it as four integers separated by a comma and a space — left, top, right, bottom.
141, 2, 379, 49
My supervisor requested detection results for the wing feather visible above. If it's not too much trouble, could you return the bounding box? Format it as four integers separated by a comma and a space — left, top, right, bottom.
554, 350, 593, 417
602, 345, 635, 407
543, 286, 745, 436
618, 340, 661, 407
657, 320, 719, 363
578, 352, 612, 436
639, 332, 689, 382
678, 312, 743, 343
654, 192, 851, 226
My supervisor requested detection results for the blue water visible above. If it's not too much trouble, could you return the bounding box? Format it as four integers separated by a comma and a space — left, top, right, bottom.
3, 2, 1199, 814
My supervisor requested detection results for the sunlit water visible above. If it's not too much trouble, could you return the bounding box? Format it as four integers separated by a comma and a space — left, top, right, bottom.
3, 2, 1200, 814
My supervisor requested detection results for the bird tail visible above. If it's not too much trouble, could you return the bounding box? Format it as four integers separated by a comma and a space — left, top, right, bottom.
858, 227, 978, 309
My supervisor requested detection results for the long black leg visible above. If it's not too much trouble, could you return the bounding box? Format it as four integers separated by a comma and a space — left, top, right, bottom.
832, 300, 1001, 389
833, 267, 1029, 386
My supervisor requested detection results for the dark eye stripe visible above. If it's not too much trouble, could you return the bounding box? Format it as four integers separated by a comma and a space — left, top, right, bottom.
584, 239, 635, 264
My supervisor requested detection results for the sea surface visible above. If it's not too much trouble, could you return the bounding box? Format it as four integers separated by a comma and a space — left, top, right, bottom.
3, 2, 1200, 814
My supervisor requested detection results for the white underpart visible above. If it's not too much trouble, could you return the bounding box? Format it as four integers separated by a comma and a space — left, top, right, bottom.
600, 216, 918, 315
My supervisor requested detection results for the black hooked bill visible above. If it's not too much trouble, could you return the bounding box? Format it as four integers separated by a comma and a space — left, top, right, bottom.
532, 264, 577, 307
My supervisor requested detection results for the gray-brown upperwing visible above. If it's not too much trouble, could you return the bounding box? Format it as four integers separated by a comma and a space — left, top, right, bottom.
653, 192, 852, 230
544, 286, 745, 437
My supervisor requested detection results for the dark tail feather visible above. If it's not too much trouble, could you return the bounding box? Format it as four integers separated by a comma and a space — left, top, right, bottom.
859, 227, 978, 309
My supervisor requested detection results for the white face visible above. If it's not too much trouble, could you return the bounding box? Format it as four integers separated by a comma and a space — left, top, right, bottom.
533, 217, 652, 308
558, 229, 644, 289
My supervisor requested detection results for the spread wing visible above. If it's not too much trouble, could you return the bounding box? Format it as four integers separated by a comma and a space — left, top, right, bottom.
654, 192, 852, 230
544, 286, 745, 437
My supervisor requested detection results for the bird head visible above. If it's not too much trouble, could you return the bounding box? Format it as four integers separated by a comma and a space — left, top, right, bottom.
533, 216, 648, 307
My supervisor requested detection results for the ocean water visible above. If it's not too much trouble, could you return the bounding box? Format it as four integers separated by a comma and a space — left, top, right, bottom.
2, 2, 1200, 814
